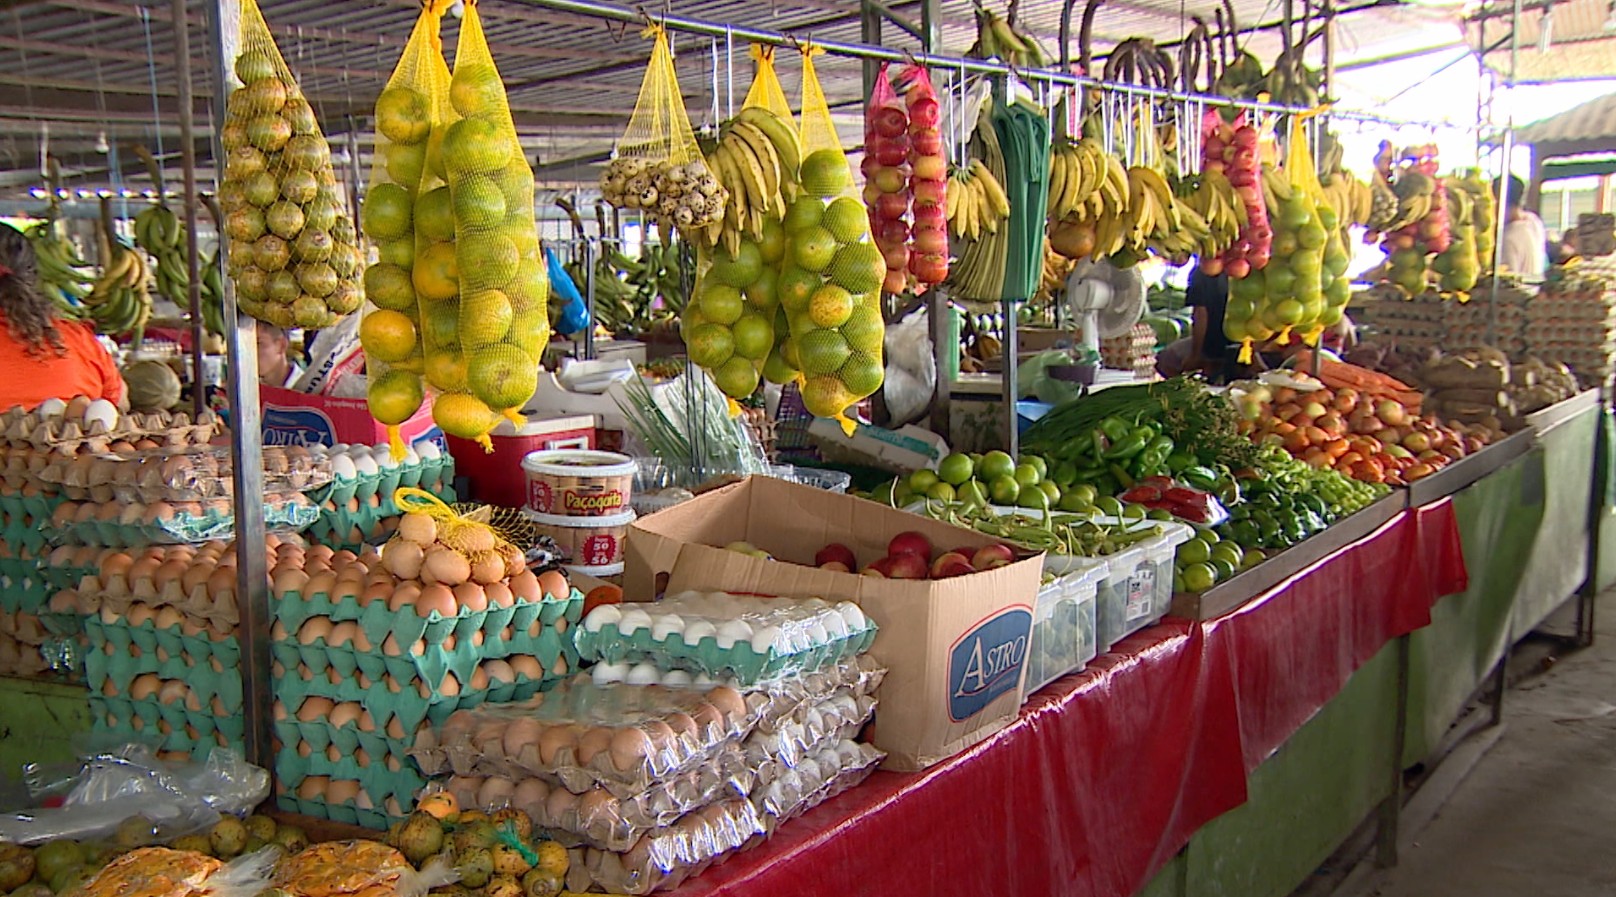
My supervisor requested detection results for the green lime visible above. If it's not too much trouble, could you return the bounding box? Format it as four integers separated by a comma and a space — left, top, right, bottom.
1241, 548, 1266, 569
1148, 508, 1175, 521
1211, 542, 1244, 568
1052, 461, 1079, 487
1059, 491, 1095, 513
1178, 538, 1213, 565
893, 485, 914, 507
1119, 503, 1147, 523
1210, 558, 1237, 581
979, 451, 1015, 483
1021, 455, 1048, 480
1068, 484, 1098, 506
1017, 487, 1050, 511
988, 475, 1020, 506
1013, 463, 1041, 488
1173, 572, 1188, 593
1095, 496, 1125, 518
1039, 481, 1061, 503
926, 482, 957, 502
969, 453, 985, 468
908, 469, 939, 493
938, 453, 974, 486
1195, 526, 1221, 544
1182, 562, 1217, 593
958, 479, 989, 508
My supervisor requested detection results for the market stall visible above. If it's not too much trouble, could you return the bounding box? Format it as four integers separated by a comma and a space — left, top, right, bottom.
0, 0, 1611, 895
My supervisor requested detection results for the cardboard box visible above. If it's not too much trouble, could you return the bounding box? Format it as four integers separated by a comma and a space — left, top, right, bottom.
261, 386, 440, 449
624, 476, 1043, 770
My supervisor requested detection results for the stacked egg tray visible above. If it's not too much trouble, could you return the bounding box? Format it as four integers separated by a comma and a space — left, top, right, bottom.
1526, 274, 1616, 385
271, 581, 582, 829
0, 466, 65, 676
45, 496, 320, 547
304, 444, 455, 552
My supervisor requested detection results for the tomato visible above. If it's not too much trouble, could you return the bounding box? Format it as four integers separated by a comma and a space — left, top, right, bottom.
582, 584, 624, 615
1338, 451, 1364, 468
1274, 421, 1299, 436
1324, 438, 1350, 458
1307, 452, 1332, 469
1303, 425, 1330, 445
1284, 429, 1310, 453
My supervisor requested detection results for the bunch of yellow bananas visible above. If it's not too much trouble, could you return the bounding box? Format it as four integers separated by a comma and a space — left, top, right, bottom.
1178, 169, 1247, 259
944, 159, 1010, 242
1319, 171, 1373, 235
85, 240, 152, 338
703, 106, 800, 256
1046, 138, 1128, 224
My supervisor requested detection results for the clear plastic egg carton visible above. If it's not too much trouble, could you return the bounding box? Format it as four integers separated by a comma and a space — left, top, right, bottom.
428, 677, 754, 799
576, 592, 878, 688
751, 739, 885, 836
746, 697, 876, 775
441, 758, 751, 852
51, 494, 318, 546
563, 797, 764, 896
35, 444, 331, 503
743, 655, 886, 733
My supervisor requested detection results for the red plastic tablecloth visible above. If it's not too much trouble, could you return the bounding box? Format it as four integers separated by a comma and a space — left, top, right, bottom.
671, 501, 1467, 897
1202, 497, 1467, 770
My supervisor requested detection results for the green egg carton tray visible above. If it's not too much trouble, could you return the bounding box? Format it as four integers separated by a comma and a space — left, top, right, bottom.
573, 622, 877, 688
274, 717, 415, 761
85, 616, 241, 666
41, 560, 97, 591
90, 695, 244, 756
313, 458, 454, 506
275, 794, 394, 831
0, 564, 52, 614
84, 655, 243, 714
274, 746, 427, 810
52, 500, 318, 547
272, 584, 582, 660
274, 660, 563, 733
309, 480, 456, 552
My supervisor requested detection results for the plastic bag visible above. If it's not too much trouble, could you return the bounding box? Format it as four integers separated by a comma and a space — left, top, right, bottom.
750, 739, 883, 835
358, 1, 450, 458
435, 0, 552, 451
0, 745, 268, 845
217, 0, 362, 330
273, 841, 457, 897
599, 25, 725, 236
66, 846, 280, 897
783, 46, 886, 433
881, 306, 936, 425
864, 64, 912, 295
548, 247, 591, 338
563, 797, 763, 895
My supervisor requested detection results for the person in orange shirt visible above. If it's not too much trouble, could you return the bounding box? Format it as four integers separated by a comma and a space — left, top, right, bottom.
0, 223, 125, 410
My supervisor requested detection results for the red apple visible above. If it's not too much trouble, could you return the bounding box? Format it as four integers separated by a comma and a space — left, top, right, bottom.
815, 543, 858, 570
873, 105, 909, 140
860, 566, 885, 578
878, 218, 911, 245
907, 96, 940, 129
821, 561, 851, 573
872, 167, 906, 195
887, 553, 930, 580
909, 252, 947, 283
912, 226, 947, 256
863, 556, 895, 578
888, 531, 932, 560
911, 130, 942, 156
875, 192, 910, 220
875, 140, 909, 168
933, 558, 976, 578
912, 202, 946, 229
911, 177, 946, 207
880, 241, 910, 269
971, 544, 1016, 570
883, 268, 910, 294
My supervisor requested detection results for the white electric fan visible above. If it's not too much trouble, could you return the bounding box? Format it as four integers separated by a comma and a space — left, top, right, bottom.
1062, 258, 1147, 356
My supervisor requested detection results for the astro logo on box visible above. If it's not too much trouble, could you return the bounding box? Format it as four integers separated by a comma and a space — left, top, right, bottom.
947, 606, 1031, 721
262, 407, 336, 447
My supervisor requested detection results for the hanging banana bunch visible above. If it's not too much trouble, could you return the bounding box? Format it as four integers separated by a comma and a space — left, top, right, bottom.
199, 247, 227, 336
945, 112, 1012, 302
84, 197, 153, 339
27, 221, 94, 320
944, 158, 1010, 243
133, 204, 191, 311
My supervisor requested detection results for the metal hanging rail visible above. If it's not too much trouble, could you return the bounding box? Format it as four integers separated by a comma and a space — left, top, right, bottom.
513, 0, 1472, 134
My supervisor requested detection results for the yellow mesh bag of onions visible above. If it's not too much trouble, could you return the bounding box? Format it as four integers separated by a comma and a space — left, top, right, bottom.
380, 488, 527, 589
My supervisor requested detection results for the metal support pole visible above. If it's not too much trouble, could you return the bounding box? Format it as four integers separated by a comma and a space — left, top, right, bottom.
208, 0, 272, 770
1002, 298, 1018, 456
860, 0, 883, 106
919, 0, 942, 54
172, 1, 207, 421
582, 237, 598, 361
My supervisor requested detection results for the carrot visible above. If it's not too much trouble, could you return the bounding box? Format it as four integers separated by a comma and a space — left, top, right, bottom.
1294, 351, 1422, 403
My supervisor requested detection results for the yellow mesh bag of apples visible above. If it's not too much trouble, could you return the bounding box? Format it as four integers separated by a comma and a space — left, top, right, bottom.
431, 0, 550, 452
358, 1, 453, 459
598, 24, 726, 237
218, 0, 363, 331
784, 45, 885, 434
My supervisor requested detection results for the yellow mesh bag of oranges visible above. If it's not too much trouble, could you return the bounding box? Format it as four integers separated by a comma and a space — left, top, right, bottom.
358, 1, 452, 459
782, 45, 885, 435
218, 0, 363, 331
426, 0, 551, 453
598, 24, 726, 238
682, 46, 805, 400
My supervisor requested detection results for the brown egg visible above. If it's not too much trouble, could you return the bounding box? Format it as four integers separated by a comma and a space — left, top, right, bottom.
544, 785, 578, 822
706, 686, 747, 722
642, 720, 676, 752
297, 617, 334, 646
297, 696, 335, 723
423, 547, 471, 586
439, 673, 462, 698
128, 673, 163, 700
513, 778, 549, 817
327, 621, 358, 648
295, 776, 330, 801
575, 726, 613, 766
386, 717, 406, 740
690, 703, 723, 733
478, 776, 515, 808
153, 606, 184, 630
380, 634, 405, 657
381, 540, 425, 582
326, 779, 362, 805
480, 581, 514, 610
608, 728, 653, 773
503, 717, 544, 758
537, 570, 569, 601
663, 712, 697, 737
296, 740, 313, 758
577, 787, 614, 825
207, 566, 237, 600
272, 699, 288, 721
129, 555, 162, 582
454, 583, 488, 613
509, 570, 541, 603
273, 568, 310, 598
469, 551, 506, 586
482, 659, 515, 686
470, 666, 490, 691
414, 583, 456, 619
508, 655, 543, 681
359, 580, 392, 607
304, 569, 337, 600
126, 603, 156, 626
329, 702, 362, 729
350, 627, 373, 653
100, 552, 134, 579
358, 709, 377, 733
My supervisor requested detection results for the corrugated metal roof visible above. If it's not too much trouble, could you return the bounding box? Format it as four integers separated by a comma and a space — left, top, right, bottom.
0, 0, 1474, 201
1514, 89, 1616, 152
1469, 0, 1616, 80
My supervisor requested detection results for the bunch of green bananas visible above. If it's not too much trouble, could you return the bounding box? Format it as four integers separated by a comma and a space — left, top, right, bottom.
199, 248, 226, 336
27, 222, 95, 319
561, 240, 689, 338
133, 205, 190, 309
967, 6, 1048, 67
85, 205, 153, 339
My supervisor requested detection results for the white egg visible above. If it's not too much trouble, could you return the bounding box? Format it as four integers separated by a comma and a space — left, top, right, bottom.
330, 454, 358, 480
804, 620, 831, 647
583, 604, 623, 633
821, 612, 849, 640
37, 397, 67, 418
800, 597, 829, 610
415, 441, 441, 460
372, 446, 399, 469
592, 662, 630, 686
353, 453, 379, 477
682, 619, 717, 645
692, 672, 716, 686
650, 614, 685, 642
669, 589, 705, 606
331, 443, 350, 453
625, 662, 662, 686
797, 757, 821, 785
402, 446, 421, 465
617, 607, 652, 635
84, 398, 118, 431
836, 602, 866, 631
659, 669, 693, 687
838, 741, 865, 767
715, 619, 753, 649
750, 625, 784, 654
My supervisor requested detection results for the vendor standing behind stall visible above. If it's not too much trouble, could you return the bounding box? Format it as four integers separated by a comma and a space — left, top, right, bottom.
0, 223, 125, 410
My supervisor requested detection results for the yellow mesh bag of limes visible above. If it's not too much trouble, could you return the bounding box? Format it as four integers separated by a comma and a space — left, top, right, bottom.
219, 0, 364, 331
598, 24, 727, 237
682, 46, 803, 402
782, 45, 885, 435
359, 0, 453, 459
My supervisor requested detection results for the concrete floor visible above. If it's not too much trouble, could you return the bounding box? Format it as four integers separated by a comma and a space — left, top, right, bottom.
1370, 606, 1616, 897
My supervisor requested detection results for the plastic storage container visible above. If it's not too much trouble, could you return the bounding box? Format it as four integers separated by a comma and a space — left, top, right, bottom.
1022, 564, 1103, 698
1139, 520, 1194, 624
1045, 518, 1194, 652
